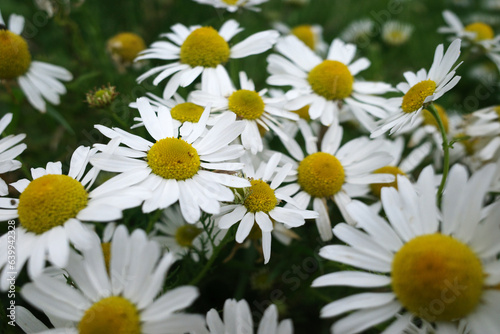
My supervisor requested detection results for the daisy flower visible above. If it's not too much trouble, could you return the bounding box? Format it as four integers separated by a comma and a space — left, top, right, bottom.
135, 20, 279, 99
130, 92, 213, 138
464, 105, 500, 161
191, 0, 269, 12
313, 164, 500, 334
205, 299, 293, 333
21, 225, 207, 334
382, 21, 414, 46
91, 97, 250, 223
273, 22, 327, 55
0, 10, 72, 113
267, 36, 394, 129
151, 204, 226, 261
279, 119, 394, 241
371, 39, 462, 137
191, 71, 299, 154
217, 152, 317, 263
340, 19, 374, 45
0, 146, 148, 289
0, 113, 26, 195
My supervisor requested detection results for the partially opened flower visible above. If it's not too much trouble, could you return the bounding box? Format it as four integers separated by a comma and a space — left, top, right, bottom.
0, 10, 72, 112
267, 36, 394, 130
0, 146, 146, 289
136, 20, 278, 99
91, 97, 250, 222
313, 164, 500, 334
0, 113, 26, 196
205, 299, 293, 333
372, 39, 462, 137
21, 225, 207, 334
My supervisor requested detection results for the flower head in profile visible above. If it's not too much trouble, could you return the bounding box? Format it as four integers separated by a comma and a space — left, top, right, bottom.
267, 36, 394, 130
20, 225, 207, 334
0, 10, 72, 112
372, 39, 462, 137
191, 0, 269, 12
313, 164, 500, 334
136, 20, 278, 99
0, 146, 146, 288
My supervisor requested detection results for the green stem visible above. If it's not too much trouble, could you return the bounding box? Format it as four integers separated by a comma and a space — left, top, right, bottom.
189, 230, 233, 286
428, 103, 449, 207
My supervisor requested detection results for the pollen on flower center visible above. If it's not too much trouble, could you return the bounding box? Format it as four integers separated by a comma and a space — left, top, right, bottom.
464, 22, 494, 41
180, 27, 230, 68
308, 60, 354, 100
79, 296, 141, 334
228, 89, 265, 120
370, 166, 406, 198
0, 30, 32, 80
297, 152, 345, 198
422, 104, 449, 133
244, 180, 277, 213
291, 25, 316, 50
401, 80, 437, 114
147, 138, 200, 180
391, 233, 484, 322
17, 174, 88, 235
175, 225, 202, 247
171, 102, 204, 123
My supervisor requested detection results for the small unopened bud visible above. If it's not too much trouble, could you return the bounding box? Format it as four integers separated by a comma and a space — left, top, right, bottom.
85, 84, 119, 109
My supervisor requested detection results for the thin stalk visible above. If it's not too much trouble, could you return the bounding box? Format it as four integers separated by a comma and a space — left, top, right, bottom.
428, 103, 449, 207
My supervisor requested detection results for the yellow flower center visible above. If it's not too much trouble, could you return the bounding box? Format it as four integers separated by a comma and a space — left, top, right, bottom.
171, 102, 205, 123
493, 106, 500, 119
422, 104, 449, 133
308, 60, 354, 101
244, 180, 277, 213
107, 32, 146, 63
401, 80, 437, 114
291, 25, 316, 50
292, 105, 311, 121
101, 242, 111, 273
0, 30, 32, 80
392, 233, 484, 322
222, 0, 239, 4
297, 152, 345, 198
147, 138, 200, 180
464, 22, 494, 41
175, 225, 202, 247
180, 27, 230, 68
79, 296, 141, 334
228, 89, 265, 120
18, 175, 88, 235
370, 166, 406, 198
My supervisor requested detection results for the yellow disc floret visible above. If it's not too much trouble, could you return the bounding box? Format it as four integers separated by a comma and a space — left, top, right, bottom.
222, 0, 239, 4
244, 180, 277, 213
18, 175, 88, 235
180, 27, 230, 68
291, 25, 316, 50
175, 225, 202, 247
464, 22, 494, 41
147, 138, 200, 180
493, 106, 500, 119
171, 102, 204, 123
422, 104, 449, 133
101, 242, 111, 273
370, 166, 406, 198
0, 29, 31, 80
392, 233, 484, 322
79, 296, 141, 334
292, 105, 311, 121
308, 60, 354, 100
107, 32, 146, 63
401, 80, 437, 114
228, 89, 265, 120
297, 152, 345, 198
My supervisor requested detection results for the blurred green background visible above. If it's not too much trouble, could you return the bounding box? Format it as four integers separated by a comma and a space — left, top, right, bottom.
1, 0, 500, 333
